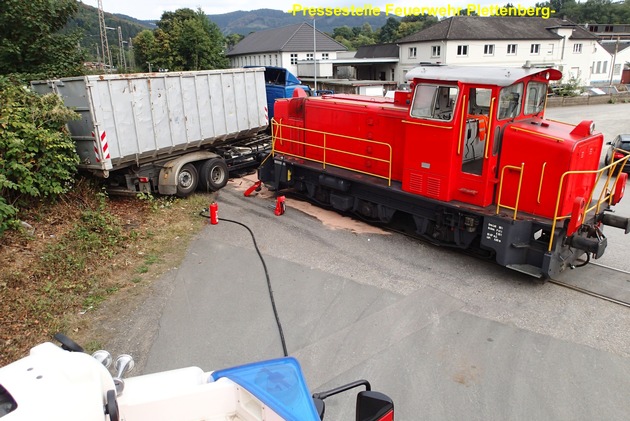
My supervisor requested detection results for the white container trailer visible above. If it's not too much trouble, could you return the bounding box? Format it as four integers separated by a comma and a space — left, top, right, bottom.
31, 68, 269, 196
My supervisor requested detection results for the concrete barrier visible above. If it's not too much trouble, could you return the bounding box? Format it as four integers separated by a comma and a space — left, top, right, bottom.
547, 92, 630, 107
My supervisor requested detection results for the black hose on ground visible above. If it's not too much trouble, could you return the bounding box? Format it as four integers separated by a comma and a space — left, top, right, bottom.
199, 209, 289, 357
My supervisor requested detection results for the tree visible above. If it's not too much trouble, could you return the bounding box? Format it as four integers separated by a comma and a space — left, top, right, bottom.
0, 0, 85, 77
333, 26, 354, 40
0, 76, 79, 234
133, 8, 228, 72
225, 33, 244, 51
132, 30, 161, 71
379, 17, 401, 43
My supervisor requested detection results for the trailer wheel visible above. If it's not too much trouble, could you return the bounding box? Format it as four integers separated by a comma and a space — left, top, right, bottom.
200, 158, 229, 191
176, 163, 199, 197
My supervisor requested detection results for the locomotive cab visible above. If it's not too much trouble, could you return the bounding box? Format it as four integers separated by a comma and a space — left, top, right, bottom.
401, 66, 563, 208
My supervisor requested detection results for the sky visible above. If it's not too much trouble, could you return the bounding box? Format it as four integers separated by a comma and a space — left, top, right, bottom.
82, 0, 545, 21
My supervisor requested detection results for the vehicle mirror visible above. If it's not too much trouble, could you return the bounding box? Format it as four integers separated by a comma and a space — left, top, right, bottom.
356, 391, 394, 421
313, 397, 325, 419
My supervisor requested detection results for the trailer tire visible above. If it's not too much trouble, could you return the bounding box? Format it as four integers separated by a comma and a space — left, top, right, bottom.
176, 163, 199, 197
200, 158, 229, 191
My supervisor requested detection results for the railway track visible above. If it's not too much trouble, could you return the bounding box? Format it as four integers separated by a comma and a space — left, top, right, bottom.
550, 262, 630, 308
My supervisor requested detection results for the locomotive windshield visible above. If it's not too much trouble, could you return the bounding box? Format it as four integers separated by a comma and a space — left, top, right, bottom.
497, 82, 523, 119
524, 81, 547, 115
410, 85, 458, 121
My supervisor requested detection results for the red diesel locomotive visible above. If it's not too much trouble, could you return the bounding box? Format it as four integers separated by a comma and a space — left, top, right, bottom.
258, 65, 630, 278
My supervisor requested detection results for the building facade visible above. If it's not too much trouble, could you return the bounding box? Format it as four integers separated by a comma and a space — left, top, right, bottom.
396, 16, 611, 86
226, 23, 347, 78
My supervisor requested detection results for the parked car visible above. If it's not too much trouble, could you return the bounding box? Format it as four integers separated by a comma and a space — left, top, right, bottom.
605, 134, 630, 173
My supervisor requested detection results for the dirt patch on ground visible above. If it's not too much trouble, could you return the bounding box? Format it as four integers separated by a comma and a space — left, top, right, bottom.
230, 174, 389, 236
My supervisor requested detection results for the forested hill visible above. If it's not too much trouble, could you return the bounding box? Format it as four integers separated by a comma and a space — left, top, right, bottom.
207, 8, 389, 35
65, 2, 153, 57
69, 4, 390, 39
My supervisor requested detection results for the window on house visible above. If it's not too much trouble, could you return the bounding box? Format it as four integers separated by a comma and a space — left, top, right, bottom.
604, 25, 613, 32
290, 54, 297, 65
573, 43, 582, 53
431, 45, 441, 57
484, 44, 494, 56
306, 53, 313, 61
457, 45, 468, 56
530, 44, 540, 54
409, 47, 417, 58
596, 61, 601, 73
614, 64, 622, 75
507, 44, 517, 55
602, 61, 608, 73
322, 53, 329, 60
546, 44, 554, 55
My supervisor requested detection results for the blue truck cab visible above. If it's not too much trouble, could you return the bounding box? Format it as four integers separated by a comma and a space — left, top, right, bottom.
258, 66, 311, 121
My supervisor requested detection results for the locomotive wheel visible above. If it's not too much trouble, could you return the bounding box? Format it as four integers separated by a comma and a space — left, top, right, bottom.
199, 158, 229, 191
176, 163, 199, 197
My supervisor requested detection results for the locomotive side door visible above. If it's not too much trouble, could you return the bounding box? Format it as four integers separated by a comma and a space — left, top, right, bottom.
451, 86, 498, 207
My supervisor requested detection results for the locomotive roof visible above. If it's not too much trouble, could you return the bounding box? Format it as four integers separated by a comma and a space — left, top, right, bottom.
405, 65, 562, 87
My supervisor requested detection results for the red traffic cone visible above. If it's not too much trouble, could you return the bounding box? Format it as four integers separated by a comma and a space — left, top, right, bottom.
274, 196, 286, 216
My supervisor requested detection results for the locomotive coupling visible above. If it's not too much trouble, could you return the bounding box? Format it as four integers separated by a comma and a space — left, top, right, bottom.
599, 212, 630, 234
566, 226, 607, 259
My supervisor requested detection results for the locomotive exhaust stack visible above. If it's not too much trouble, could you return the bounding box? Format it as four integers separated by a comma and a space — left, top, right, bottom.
259, 64, 630, 279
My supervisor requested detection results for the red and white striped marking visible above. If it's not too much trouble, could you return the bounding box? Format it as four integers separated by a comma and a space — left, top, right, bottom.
92, 131, 111, 163
264, 106, 268, 124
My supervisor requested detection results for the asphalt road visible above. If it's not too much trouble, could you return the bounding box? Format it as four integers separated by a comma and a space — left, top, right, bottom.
112, 102, 630, 420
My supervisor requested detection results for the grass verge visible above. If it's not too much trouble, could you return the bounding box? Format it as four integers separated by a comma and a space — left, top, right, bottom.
0, 178, 213, 365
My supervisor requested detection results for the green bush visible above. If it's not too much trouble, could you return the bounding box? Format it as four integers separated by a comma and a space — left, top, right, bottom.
0, 76, 79, 234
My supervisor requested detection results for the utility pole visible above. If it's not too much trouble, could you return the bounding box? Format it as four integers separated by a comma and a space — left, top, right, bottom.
128, 37, 136, 71
98, 0, 112, 73
117, 26, 127, 72
313, 20, 317, 94
609, 36, 620, 89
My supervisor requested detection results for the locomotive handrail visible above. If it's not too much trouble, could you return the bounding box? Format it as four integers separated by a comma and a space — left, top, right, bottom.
547, 152, 630, 252
510, 126, 565, 143
496, 163, 525, 220
457, 94, 467, 155
270, 118, 394, 186
401, 120, 453, 130
484, 97, 496, 159
537, 162, 547, 204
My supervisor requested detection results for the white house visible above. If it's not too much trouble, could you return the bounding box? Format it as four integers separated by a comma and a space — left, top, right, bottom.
396, 16, 611, 86
601, 41, 630, 84
226, 23, 347, 78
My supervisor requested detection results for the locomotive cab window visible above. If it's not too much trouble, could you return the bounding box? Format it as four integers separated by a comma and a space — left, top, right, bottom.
497, 82, 523, 120
410, 84, 458, 121
524, 81, 546, 115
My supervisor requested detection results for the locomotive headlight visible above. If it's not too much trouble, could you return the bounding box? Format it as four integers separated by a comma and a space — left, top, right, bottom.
589, 122, 595, 135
